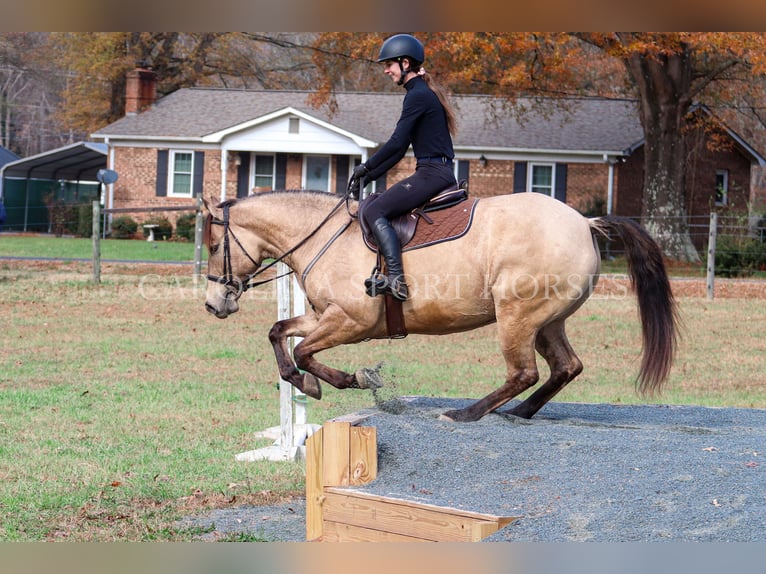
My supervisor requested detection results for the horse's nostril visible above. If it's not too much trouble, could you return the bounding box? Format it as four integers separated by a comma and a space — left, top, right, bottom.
205, 303, 217, 315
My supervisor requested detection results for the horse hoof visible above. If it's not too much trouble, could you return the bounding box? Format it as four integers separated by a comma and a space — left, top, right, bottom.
301, 373, 322, 400
440, 409, 478, 423
354, 368, 384, 390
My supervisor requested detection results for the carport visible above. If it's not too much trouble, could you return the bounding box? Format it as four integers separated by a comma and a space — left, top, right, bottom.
0, 141, 107, 232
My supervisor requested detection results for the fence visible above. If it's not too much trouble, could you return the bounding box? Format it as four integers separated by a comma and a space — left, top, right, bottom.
90, 200, 203, 284
598, 213, 766, 300
4, 200, 764, 298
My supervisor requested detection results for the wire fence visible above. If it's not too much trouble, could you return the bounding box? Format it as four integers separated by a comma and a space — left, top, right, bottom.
598, 213, 766, 279
3, 198, 765, 291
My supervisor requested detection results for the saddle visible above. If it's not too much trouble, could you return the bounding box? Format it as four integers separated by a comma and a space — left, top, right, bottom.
359, 182, 476, 252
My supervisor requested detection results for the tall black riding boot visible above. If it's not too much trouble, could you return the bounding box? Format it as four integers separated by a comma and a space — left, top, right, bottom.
368, 217, 409, 301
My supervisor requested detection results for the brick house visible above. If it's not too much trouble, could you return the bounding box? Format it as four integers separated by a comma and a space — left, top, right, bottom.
91, 69, 766, 232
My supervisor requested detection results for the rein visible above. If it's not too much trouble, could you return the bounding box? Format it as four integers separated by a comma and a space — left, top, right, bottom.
206, 194, 350, 294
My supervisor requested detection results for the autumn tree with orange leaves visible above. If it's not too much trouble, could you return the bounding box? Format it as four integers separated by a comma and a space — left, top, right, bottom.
5, 32, 766, 261
313, 32, 766, 262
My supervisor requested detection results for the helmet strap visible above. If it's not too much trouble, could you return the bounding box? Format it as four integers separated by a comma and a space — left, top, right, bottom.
397, 58, 409, 86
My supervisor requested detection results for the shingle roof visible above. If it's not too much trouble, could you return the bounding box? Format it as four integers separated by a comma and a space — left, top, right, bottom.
92, 88, 644, 154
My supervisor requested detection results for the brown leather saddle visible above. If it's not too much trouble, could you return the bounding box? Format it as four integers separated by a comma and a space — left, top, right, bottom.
359, 183, 477, 252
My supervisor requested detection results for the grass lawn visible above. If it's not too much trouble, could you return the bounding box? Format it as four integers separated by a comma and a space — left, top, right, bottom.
0, 234, 201, 262
1, 236, 765, 541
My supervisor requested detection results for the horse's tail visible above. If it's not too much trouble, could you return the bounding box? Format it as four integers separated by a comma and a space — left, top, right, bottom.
590, 215, 679, 396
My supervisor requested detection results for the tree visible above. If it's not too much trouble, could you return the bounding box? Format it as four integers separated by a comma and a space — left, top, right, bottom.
574, 33, 766, 262
312, 32, 766, 262
0, 33, 69, 155
48, 32, 324, 136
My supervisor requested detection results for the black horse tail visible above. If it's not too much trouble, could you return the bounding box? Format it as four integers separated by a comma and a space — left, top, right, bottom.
591, 215, 679, 396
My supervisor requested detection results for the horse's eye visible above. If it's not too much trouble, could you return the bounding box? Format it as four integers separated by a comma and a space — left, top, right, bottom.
209, 242, 220, 255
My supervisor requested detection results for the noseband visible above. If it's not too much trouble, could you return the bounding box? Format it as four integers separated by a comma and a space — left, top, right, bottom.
205, 202, 271, 296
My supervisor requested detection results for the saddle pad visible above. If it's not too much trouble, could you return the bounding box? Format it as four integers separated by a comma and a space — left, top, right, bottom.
364, 198, 480, 253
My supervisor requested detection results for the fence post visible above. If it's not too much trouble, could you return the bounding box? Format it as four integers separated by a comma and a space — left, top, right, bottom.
193, 195, 204, 281
92, 200, 101, 285
706, 211, 717, 300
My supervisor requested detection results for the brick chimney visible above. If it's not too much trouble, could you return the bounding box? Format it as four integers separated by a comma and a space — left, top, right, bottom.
125, 64, 157, 115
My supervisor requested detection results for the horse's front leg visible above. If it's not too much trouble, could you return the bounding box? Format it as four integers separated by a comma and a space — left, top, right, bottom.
292, 304, 376, 391
268, 315, 323, 399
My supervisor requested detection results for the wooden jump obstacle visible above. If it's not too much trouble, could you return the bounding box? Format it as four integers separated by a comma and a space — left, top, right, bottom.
305, 420, 517, 542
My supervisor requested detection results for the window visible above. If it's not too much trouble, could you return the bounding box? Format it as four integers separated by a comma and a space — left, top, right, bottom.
289, 117, 300, 134
304, 155, 331, 192
253, 154, 275, 189
529, 163, 554, 195
715, 170, 729, 206
169, 151, 194, 197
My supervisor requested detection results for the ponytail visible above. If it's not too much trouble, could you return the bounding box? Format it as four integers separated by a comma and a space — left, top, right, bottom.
419, 68, 458, 137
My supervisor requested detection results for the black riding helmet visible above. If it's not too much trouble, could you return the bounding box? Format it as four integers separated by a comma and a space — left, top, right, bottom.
377, 34, 424, 85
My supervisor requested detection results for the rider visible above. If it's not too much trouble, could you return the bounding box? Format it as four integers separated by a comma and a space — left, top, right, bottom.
348, 33, 458, 302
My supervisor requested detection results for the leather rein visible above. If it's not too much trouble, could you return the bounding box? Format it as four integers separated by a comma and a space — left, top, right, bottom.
205, 195, 352, 296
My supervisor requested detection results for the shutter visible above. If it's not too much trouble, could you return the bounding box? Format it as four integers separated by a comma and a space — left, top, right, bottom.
335, 156, 349, 195
275, 153, 288, 190
457, 160, 469, 186
156, 150, 168, 197
513, 162, 527, 193
236, 152, 251, 198
554, 163, 568, 203
193, 151, 205, 197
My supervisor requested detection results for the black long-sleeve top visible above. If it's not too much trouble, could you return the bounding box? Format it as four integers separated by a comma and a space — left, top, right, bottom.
364, 76, 454, 180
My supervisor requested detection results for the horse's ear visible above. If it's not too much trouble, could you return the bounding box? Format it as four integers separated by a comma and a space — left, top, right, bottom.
203, 195, 220, 216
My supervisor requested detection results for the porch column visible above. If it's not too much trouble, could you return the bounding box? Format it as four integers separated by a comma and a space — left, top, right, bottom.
220, 148, 229, 202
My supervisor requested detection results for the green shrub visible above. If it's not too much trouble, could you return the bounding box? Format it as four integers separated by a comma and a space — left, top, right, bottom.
715, 235, 766, 277
143, 216, 173, 241
75, 203, 92, 237
75, 203, 106, 238
175, 212, 197, 241
111, 215, 139, 239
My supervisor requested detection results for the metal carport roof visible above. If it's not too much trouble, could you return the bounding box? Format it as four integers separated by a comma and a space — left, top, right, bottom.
0, 141, 107, 190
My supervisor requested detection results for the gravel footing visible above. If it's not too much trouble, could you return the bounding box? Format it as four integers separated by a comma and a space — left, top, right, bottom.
178, 398, 766, 542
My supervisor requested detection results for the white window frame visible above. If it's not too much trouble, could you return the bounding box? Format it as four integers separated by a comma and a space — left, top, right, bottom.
715, 169, 729, 207
528, 163, 555, 196
168, 150, 194, 198
251, 154, 276, 190
303, 155, 332, 193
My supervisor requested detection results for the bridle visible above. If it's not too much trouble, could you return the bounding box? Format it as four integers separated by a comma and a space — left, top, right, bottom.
205, 202, 270, 298
205, 194, 352, 297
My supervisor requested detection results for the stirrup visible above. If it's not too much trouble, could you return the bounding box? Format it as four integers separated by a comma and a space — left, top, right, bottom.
364, 271, 388, 298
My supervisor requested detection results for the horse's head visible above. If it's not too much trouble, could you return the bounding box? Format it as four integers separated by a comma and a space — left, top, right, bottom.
203, 197, 262, 319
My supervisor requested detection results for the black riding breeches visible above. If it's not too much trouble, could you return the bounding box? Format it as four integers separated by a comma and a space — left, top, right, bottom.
361, 163, 456, 228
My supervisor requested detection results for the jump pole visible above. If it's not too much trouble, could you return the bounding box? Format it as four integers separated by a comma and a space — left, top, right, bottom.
235, 262, 319, 462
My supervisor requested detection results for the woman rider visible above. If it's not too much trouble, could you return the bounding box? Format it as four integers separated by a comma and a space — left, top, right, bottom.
348, 33, 458, 301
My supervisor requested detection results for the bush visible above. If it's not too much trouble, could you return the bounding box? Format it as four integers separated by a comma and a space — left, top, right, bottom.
143, 216, 173, 240
175, 212, 197, 241
715, 235, 766, 277
75, 203, 93, 237
111, 215, 139, 239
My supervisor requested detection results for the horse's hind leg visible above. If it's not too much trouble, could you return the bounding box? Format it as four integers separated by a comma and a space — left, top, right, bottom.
507, 320, 583, 419
441, 317, 540, 423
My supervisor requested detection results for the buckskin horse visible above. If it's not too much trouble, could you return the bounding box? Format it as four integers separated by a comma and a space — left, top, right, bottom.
203, 190, 678, 422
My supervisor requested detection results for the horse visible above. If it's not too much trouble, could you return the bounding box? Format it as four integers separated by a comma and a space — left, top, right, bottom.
203, 190, 678, 422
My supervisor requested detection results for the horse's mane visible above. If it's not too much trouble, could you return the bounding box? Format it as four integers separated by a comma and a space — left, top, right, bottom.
216, 189, 348, 210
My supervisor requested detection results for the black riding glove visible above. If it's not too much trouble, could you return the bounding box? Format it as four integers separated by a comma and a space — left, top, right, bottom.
347, 163, 369, 199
